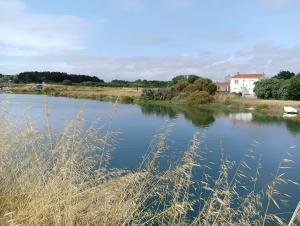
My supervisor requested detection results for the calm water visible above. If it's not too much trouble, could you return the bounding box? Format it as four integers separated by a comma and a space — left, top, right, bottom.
1, 93, 300, 220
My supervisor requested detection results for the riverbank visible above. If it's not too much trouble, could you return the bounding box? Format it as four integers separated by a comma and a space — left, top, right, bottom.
5, 84, 141, 103
4, 84, 300, 119
139, 94, 300, 120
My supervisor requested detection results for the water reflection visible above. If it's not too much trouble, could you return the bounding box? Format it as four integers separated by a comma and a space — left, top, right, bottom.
252, 113, 300, 135
228, 113, 253, 122
140, 103, 300, 135
140, 104, 215, 128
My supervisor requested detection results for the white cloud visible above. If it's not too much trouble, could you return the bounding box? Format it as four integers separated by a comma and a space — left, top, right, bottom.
0, 0, 90, 57
2, 41, 300, 81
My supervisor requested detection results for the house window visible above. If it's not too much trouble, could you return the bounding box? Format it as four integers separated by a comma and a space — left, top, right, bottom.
235, 80, 238, 85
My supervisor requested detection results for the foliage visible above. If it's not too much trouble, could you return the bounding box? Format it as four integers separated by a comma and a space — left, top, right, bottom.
141, 88, 178, 101
175, 79, 189, 91
187, 91, 213, 106
185, 78, 217, 95
16, 71, 103, 84
254, 79, 282, 99
254, 75, 300, 100
121, 96, 134, 104
62, 79, 73, 85
272, 71, 295, 80
142, 76, 217, 104
172, 75, 201, 84
288, 74, 300, 100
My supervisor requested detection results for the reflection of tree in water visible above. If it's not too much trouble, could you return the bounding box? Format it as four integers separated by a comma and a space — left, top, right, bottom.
182, 107, 215, 127
139, 104, 215, 128
286, 120, 300, 134
140, 104, 178, 118
252, 114, 300, 135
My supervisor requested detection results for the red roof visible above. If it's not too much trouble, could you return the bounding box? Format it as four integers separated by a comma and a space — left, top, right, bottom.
215, 81, 229, 88
232, 73, 265, 79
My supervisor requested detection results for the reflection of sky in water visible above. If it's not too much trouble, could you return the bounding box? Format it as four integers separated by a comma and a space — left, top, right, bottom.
1, 94, 300, 220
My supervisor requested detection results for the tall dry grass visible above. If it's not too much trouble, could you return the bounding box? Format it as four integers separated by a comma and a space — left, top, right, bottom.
0, 105, 299, 225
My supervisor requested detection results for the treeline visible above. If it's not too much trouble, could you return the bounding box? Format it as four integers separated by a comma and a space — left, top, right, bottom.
16, 71, 103, 84
254, 71, 300, 100
0, 71, 172, 88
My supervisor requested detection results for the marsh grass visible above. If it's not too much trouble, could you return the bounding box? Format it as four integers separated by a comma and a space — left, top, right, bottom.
0, 105, 299, 225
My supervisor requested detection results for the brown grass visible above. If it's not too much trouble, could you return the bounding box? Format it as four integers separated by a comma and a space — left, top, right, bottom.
0, 104, 298, 225
8, 84, 142, 100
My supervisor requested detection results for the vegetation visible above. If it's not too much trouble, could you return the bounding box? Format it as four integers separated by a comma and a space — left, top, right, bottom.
16, 71, 103, 84
0, 108, 299, 225
142, 76, 217, 106
288, 74, 300, 100
254, 71, 300, 100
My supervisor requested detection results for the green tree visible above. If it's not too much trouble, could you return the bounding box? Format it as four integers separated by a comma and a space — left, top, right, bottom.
254, 79, 281, 99
272, 71, 295, 80
187, 75, 201, 84
172, 75, 187, 84
288, 74, 300, 100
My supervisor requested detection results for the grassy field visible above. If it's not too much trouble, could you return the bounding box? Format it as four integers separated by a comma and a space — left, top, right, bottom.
7, 84, 142, 103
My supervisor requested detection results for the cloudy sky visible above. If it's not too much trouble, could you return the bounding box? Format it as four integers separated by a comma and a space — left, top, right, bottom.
0, 0, 300, 81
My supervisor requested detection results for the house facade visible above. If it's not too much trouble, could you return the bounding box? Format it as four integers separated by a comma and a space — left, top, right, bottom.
230, 73, 265, 95
215, 81, 230, 92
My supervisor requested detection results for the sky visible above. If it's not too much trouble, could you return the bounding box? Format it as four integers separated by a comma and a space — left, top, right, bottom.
0, 0, 300, 81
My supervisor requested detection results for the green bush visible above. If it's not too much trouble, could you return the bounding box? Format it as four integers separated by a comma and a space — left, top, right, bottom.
184, 78, 217, 95
176, 79, 189, 91
62, 79, 73, 85
254, 79, 281, 99
186, 91, 213, 106
288, 74, 300, 100
121, 96, 134, 104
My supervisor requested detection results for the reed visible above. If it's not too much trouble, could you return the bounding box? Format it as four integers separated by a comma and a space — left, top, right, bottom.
0, 105, 298, 225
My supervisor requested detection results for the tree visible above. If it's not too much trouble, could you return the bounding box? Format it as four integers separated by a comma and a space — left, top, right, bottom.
254, 79, 281, 99
187, 75, 201, 84
288, 74, 300, 100
272, 71, 295, 80
172, 75, 187, 84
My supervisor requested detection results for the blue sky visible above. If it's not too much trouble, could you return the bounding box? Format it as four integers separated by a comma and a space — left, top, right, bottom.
1, 0, 300, 81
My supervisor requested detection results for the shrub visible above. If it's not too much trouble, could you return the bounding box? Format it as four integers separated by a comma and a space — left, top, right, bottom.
176, 79, 189, 91
141, 88, 178, 101
42, 87, 55, 95
121, 96, 134, 104
288, 74, 300, 100
187, 91, 213, 106
185, 79, 217, 95
254, 79, 281, 99
62, 79, 73, 85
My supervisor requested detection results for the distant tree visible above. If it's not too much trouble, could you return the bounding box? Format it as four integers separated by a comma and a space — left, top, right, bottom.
172, 75, 187, 84
17, 71, 103, 83
272, 71, 295, 80
187, 75, 201, 84
176, 79, 189, 91
288, 74, 300, 100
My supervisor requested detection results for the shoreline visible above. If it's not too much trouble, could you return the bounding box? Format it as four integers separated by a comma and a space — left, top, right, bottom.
3, 84, 300, 120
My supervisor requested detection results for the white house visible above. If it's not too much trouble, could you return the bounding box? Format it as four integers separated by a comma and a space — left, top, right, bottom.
230, 72, 265, 95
